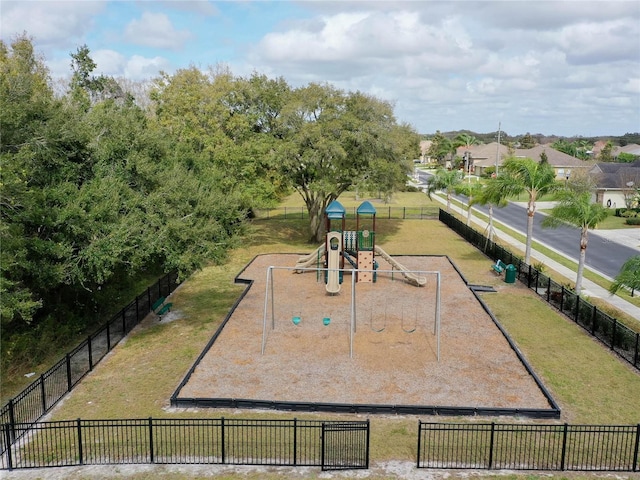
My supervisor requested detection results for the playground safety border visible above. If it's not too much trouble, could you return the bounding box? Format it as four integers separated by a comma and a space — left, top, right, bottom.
170, 253, 560, 419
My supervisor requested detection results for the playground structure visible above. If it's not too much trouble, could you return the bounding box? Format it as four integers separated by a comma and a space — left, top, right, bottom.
294, 200, 427, 292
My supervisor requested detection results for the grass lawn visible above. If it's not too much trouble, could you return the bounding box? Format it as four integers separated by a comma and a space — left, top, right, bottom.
7, 193, 640, 479
45, 217, 640, 471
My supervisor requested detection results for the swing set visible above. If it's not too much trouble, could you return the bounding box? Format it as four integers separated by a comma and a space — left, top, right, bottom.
261, 265, 442, 360
368, 306, 418, 334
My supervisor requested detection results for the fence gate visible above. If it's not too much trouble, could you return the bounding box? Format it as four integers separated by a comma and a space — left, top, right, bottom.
321, 421, 369, 471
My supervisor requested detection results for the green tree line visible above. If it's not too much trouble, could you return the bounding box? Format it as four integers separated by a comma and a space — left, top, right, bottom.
1, 36, 418, 368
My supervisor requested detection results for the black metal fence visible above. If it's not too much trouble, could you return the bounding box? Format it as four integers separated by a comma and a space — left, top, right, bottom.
418, 422, 640, 471
439, 210, 640, 371
0, 272, 180, 451
254, 206, 439, 220
0, 418, 370, 471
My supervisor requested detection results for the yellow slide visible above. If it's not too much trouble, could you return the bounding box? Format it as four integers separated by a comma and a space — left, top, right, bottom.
374, 246, 427, 286
294, 244, 325, 272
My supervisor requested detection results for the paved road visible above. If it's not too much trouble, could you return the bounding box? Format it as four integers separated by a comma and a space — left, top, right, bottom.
414, 169, 638, 280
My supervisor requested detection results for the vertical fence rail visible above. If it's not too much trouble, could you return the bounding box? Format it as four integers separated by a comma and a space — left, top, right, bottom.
438, 210, 639, 371
0, 271, 180, 453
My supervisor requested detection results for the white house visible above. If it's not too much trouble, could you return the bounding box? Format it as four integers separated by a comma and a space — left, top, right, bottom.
589, 160, 640, 209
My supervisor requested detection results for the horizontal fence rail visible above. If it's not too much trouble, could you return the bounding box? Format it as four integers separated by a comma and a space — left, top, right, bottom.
439, 210, 640, 371
418, 422, 640, 472
0, 272, 180, 454
0, 418, 370, 471
254, 206, 439, 220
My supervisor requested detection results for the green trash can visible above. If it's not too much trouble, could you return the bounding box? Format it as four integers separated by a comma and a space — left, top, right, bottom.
505, 264, 517, 284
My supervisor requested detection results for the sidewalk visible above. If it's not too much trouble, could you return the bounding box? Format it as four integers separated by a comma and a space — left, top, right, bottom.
432, 196, 640, 322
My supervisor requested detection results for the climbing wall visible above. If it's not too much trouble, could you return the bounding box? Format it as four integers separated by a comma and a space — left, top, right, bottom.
357, 251, 374, 283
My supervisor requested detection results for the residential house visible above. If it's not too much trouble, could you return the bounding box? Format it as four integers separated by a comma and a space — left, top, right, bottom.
589, 160, 640, 208
457, 143, 593, 180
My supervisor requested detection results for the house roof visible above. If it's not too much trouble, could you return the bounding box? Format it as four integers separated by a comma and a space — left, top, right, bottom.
615, 144, 640, 156
459, 143, 593, 168
456, 142, 509, 166
589, 161, 640, 189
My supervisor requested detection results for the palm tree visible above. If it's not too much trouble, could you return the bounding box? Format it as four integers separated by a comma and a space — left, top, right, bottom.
425, 168, 464, 212
609, 255, 640, 297
476, 180, 509, 249
455, 181, 484, 226
542, 190, 609, 294
454, 133, 479, 150
491, 157, 557, 264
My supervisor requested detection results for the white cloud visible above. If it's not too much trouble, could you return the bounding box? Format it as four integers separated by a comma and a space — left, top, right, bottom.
123, 12, 193, 50
125, 55, 172, 80
1, 0, 637, 136
92, 49, 126, 77
0, 0, 105, 50
158, 0, 219, 16
555, 19, 640, 65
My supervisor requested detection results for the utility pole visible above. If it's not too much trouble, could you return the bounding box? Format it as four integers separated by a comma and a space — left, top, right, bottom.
495, 122, 501, 176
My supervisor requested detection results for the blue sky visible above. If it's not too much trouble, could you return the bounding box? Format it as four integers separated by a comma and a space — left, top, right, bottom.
2, 0, 639, 137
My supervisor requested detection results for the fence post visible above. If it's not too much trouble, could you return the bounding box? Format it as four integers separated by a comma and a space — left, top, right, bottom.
293, 418, 297, 466
88, 336, 93, 371
106, 321, 111, 351
633, 424, 639, 472
488, 423, 495, 469
591, 305, 597, 335
221, 417, 225, 464
77, 418, 83, 465
611, 320, 618, 350
320, 422, 325, 469
148, 417, 154, 464
416, 421, 422, 468
635, 333, 639, 369
527, 264, 532, 288
546, 278, 551, 302
66, 354, 72, 392
574, 296, 580, 323
560, 423, 568, 471
40, 374, 47, 414
4, 423, 13, 470
403, 207, 406, 219
365, 419, 370, 470
560, 286, 565, 311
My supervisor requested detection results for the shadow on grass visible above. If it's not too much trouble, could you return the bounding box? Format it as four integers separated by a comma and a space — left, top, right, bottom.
247, 218, 405, 248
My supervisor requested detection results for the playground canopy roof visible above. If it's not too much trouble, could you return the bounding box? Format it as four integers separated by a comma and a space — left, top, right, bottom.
325, 200, 346, 219
357, 201, 376, 215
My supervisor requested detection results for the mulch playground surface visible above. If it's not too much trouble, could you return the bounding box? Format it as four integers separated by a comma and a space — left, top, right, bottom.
176, 254, 552, 411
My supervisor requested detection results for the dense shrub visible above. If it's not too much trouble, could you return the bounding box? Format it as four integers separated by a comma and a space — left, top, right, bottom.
616, 207, 640, 217
625, 217, 640, 225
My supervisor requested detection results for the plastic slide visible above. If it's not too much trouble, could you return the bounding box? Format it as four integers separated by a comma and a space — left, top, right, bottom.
294, 244, 325, 272
325, 233, 341, 294
374, 246, 427, 287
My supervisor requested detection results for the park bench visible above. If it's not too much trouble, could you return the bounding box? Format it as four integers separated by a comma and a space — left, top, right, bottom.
491, 259, 507, 275
152, 296, 173, 318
